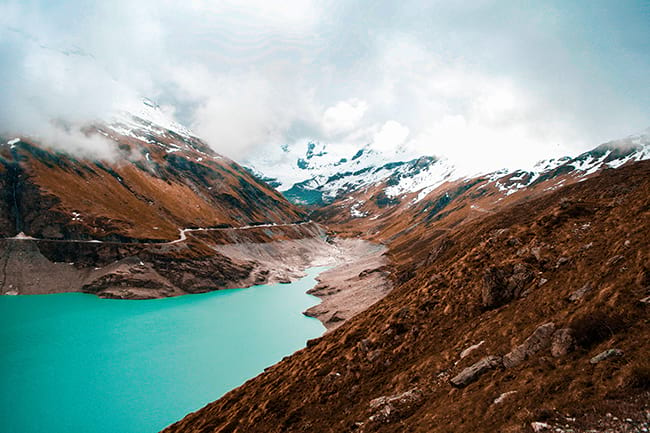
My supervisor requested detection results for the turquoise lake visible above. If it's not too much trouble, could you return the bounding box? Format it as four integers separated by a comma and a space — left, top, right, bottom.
0, 267, 327, 433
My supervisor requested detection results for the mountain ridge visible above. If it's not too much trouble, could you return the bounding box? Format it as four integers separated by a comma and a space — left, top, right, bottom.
246, 129, 650, 211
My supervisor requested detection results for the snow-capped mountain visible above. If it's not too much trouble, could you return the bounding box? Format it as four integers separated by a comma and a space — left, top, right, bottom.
246, 142, 458, 206
0, 98, 305, 242
248, 130, 650, 211
485, 129, 650, 198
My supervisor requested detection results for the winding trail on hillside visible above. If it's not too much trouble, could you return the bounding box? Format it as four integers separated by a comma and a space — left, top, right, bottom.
2, 221, 313, 246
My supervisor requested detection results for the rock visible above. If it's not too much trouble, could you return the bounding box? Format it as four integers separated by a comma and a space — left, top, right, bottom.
493, 390, 517, 404
568, 283, 593, 302
530, 421, 551, 432
358, 338, 372, 353
482, 266, 511, 308
507, 237, 522, 247
368, 388, 423, 423
503, 323, 555, 368
581, 242, 594, 251
450, 356, 502, 387
550, 328, 575, 357
460, 340, 485, 359
482, 264, 533, 309
590, 348, 624, 364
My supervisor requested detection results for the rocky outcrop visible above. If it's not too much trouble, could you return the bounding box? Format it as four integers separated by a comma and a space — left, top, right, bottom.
503, 323, 556, 368
569, 283, 593, 302
481, 263, 534, 309
368, 388, 423, 423
450, 356, 502, 387
550, 328, 575, 357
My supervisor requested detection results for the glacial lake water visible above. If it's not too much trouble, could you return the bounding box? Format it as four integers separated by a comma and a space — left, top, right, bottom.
0, 266, 327, 433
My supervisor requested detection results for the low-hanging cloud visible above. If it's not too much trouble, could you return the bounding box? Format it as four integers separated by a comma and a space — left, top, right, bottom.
0, 0, 647, 169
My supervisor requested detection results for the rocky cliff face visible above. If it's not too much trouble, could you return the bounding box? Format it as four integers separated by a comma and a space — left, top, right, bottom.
162, 160, 650, 433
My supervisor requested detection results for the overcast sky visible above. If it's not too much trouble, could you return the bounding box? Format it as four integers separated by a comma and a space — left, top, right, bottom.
0, 0, 648, 171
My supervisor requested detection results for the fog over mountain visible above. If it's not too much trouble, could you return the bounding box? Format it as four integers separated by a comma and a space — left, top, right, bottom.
1, 0, 648, 172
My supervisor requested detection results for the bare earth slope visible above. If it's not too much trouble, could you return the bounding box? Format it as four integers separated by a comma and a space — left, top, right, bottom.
163, 160, 649, 433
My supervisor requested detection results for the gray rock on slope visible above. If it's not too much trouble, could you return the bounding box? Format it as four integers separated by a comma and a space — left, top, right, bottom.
482, 263, 534, 309
590, 348, 624, 364
450, 356, 502, 387
503, 323, 556, 368
368, 388, 423, 423
550, 328, 575, 357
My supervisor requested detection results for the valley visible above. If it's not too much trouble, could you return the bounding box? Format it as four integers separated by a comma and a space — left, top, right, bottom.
1, 101, 648, 433
164, 158, 650, 433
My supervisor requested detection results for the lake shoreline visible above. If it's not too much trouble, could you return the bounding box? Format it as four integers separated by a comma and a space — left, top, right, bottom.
1, 235, 393, 331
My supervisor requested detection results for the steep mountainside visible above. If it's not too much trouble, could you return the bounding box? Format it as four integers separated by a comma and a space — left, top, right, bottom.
164, 159, 650, 433
0, 101, 341, 299
312, 131, 650, 240
0, 100, 304, 242
247, 131, 649, 215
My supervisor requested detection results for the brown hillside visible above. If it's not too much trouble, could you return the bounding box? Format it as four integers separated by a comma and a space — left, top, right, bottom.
0, 134, 304, 241
163, 160, 650, 433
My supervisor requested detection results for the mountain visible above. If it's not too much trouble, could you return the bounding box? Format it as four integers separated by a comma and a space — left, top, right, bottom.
247, 131, 649, 215
246, 141, 457, 206
0, 100, 341, 299
297, 131, 650, 233
162, 129, 650, 433
0, 99, 305, 242
163, 158, 650, 433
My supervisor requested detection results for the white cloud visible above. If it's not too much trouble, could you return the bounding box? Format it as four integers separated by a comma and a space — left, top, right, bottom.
0, 1, 646, 168
372, 121, 410, 153
186, 0, 321, 29
322, 99, 369, 136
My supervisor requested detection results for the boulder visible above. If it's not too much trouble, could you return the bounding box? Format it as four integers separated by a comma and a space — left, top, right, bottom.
503, 323, 555, 368
550, 328, 575, 357
531, 421, 552, 432
368, 388, 423, 423
493, 390, 517, 404
450, 356, 502, 387
590, 348, 624, 364
482, 264, 534, 309
569, 283, 593, 302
